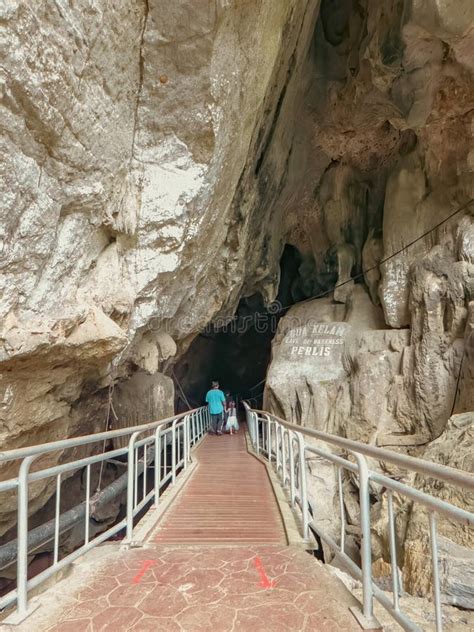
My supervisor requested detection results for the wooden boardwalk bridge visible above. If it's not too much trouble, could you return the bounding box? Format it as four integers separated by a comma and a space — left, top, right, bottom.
1, 406, 472, 631
5, 431, 360, 631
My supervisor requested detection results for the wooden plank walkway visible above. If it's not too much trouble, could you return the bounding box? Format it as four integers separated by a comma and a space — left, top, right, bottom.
151, 429, 287, 544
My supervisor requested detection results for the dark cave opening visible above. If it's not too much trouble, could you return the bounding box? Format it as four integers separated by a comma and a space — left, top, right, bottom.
173, 291, 278, 412
173, 244, 334, 412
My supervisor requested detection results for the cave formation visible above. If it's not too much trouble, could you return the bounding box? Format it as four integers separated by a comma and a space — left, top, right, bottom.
173, 245, 300, 410
173, 243, 343, 411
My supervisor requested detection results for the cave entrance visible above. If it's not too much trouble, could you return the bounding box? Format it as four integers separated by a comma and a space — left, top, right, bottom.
173, 244, 318, 412
173, 292, 276, 411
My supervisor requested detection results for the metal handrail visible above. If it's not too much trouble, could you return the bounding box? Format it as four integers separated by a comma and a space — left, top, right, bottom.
0, 406, 211, 622
250, 408, 474, 491
243, 404, 474, 632
0, 408, 199, 463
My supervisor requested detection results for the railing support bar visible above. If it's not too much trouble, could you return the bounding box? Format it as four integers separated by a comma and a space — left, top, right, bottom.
387, 490, 400, 612
126, 431, 140, 542
16, 456, 36, 618
349, 452, 380, 630
289, 434, 296, 506
171, 421, 177, 485
296, 433, 309, 540
53, 473, 61, 565
154, 429, 161, 506
430, 513, 443, 631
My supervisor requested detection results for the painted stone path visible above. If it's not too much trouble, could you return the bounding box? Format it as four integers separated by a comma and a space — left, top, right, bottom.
14, 545, 361, 631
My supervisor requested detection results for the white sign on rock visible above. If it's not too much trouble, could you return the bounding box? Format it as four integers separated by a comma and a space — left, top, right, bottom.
278, 321, 350, 382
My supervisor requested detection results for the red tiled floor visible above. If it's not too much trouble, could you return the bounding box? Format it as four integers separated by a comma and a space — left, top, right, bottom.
151, 430, 287, 544
34, 546, 360, 631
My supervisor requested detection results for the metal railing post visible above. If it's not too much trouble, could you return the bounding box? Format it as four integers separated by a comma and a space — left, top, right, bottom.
387, 490, 399, 612
183, 415, 189, 469
255, 413, 260, 455
352, 452, 377, 628
246, 404, 255, 446
53, 473, 61, 564
276, 423, 281, 473
289, 433, 296, 506
337, 466, 346, 554
171, 420, 177, 484
250, 410, 256, 447
430, 513, 443, 631
267, 416, 272, 463
296, 432, 309, 540
281, 428, 287, 484
126, 431, 140, 542
85, 464, 91, 545
17, 455, 36, 617
154, 428, 161, 506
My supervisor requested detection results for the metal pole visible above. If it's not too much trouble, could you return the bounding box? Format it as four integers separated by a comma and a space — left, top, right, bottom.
17, 455, 36, 616
387, 491, 400, 611
430, 513, 443, 631
142, 444, 147, 501
251, 410, 256, 447
133, 444, 138, 508
267, 417, 272, 463
163, 431, 168, 480
126, 432, 140, 542
289, 434, 295, 506
281, 429, 287, 484
276, 423, 281, 473
171, 421, 177, 484
154, 429, 161, 506
183, 416, 189, 469
255, 414, 260, 455
265, 417, 269, 457
337, 466, 345, 554
53, 473, 61, 564
85, 464, 91, 545
246, 405, 254, 444
262, 415, 266, 453
353, 452, 374, 623
296, 433, 309, 539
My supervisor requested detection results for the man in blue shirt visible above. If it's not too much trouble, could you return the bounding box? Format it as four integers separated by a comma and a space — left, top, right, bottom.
206, 381, 226, 435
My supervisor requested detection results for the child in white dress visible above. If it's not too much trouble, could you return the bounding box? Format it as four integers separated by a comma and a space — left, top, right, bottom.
225, 401, 239, 435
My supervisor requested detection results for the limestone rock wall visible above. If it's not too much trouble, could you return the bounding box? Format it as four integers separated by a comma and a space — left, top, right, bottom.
403, 413, 474, 608
0, 0, 319, 536
263, 0, 474, 605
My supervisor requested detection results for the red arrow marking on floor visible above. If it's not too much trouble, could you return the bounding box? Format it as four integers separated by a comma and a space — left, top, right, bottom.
132, 560, 155, 584
253, 556, 275, 589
